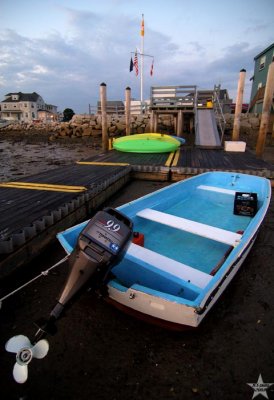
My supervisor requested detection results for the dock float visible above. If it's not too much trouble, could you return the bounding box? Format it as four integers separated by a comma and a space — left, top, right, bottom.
170, 147, 274, 181
0, 163, 131, 277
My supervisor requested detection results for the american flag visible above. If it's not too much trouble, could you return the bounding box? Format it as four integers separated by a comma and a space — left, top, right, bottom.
133, 51, 138, 76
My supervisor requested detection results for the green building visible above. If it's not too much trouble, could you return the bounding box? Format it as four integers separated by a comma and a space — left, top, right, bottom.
249, 43, 274, 113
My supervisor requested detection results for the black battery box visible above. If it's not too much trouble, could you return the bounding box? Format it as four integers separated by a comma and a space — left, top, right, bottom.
233, 192, 258, 217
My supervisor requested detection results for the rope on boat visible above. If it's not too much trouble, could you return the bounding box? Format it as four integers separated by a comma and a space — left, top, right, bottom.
0, 255, 69, 309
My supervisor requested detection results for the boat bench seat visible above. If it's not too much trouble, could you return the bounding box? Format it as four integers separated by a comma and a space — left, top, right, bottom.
197, 185, 236, 195
126, 243, 212, 289
136, 208, 242, 247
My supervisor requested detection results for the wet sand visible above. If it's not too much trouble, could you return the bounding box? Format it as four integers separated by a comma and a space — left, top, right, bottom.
0, 137, 100, 182
0, 138, 274, 400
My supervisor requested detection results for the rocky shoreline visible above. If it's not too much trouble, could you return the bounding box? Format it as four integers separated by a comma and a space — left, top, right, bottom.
1, 113, 272, 149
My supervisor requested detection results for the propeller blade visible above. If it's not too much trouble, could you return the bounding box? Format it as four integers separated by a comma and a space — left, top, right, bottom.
13, 363, 28, 384
5, 335, 31, 354
32, 339, 49, 359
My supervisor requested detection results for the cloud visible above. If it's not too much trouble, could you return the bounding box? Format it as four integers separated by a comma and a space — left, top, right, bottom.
0, 11, 264, 112
0, 10, 182, 112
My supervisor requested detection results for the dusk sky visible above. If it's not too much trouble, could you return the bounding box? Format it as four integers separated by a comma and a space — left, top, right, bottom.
1, 0, 273, 113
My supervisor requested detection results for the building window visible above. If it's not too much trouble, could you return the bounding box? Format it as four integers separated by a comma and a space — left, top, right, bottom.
259, 55, 266, 70
24, 103, 27, 107
25, 113, 28, 118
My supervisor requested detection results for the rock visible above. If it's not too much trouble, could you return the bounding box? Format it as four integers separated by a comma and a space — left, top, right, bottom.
136, 126, 144, 133
108, 126, 117, 133
249, 117, 260, 128
82, 127, 93, 136
116, 122, 126, 131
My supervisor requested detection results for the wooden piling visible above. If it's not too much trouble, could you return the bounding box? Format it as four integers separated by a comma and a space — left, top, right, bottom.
150, 110, 158, 132
256, 62, 274, 157
125, 87, 131, 136
100, 83, 108, 151
232, 69, 246, 141
176, 110, 184, 137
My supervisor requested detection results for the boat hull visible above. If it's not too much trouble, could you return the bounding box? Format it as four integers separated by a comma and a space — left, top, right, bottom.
57, 172, 271, 329
107, 235, 256, 329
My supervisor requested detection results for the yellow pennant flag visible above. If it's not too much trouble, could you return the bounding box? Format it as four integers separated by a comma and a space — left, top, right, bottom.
140, 15, 144, 36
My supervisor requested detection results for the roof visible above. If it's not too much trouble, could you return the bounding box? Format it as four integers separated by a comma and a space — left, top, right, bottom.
37, 109, 51, 113
2, 92, 41, 103
254, 43, 274, 60
97, 100, 124, 106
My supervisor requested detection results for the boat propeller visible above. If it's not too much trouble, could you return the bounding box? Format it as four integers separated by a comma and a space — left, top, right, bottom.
5, 334, 49, 384
5, 207, 133, 384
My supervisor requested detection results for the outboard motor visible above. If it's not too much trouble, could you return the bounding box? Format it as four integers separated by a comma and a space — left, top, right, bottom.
6, 207, 133, 383
50, 207, 133, 320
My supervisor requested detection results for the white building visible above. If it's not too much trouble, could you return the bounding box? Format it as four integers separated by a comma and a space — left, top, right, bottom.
0, 92, 58, 122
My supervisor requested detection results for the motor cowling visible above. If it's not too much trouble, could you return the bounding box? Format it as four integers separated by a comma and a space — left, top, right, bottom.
51, 207, 133, 320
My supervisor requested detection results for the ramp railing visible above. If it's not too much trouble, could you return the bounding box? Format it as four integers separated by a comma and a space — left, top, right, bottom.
213, 89, 226, 144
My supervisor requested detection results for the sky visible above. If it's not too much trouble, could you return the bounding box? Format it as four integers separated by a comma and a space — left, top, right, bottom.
0, 0, 273, 113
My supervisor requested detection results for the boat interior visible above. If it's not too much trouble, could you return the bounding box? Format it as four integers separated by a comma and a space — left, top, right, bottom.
58, 173, 269, 307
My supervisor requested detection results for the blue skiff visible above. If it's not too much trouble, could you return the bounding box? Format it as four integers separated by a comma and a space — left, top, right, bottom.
57, 172, 271, 329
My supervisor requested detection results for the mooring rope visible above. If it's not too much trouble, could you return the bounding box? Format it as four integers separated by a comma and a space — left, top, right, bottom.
0, 255, 69, 309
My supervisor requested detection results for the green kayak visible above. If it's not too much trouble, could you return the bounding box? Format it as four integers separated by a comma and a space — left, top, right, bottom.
113, 133, 180, 153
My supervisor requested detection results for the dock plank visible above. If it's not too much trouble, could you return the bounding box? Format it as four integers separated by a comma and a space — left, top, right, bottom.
173, 147, 273, 174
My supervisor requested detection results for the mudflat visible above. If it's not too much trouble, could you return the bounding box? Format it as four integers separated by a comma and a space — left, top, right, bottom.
0, 137, 273, 400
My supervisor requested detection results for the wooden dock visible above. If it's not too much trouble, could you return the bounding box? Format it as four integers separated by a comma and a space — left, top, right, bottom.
0, 163, 131, 277
0, 146, 273, 277
171, 147, 274, 181
82, 146, 274, 181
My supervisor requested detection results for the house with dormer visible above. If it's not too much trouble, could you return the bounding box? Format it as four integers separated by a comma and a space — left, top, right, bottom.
0, 92, 57, 122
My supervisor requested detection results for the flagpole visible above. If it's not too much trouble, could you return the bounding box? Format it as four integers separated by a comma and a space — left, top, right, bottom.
140, 14, 144, 107
129, 15, 153, 114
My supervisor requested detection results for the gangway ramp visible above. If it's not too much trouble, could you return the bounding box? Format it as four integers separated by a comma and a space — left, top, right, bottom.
195, 109, 222, 149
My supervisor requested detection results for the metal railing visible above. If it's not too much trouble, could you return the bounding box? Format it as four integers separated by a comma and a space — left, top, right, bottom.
150, 85, 197, 108
96, 105, 125, 115
213, 90, 226, 143
194, 88, 226, 145
88, 103, 148, 115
